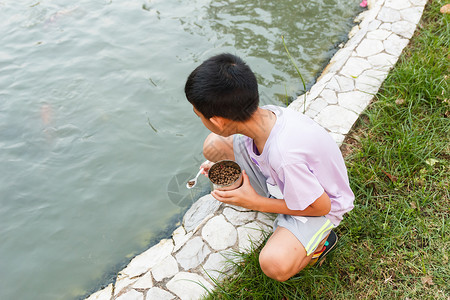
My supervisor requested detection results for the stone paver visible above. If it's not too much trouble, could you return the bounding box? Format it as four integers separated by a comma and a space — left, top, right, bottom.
377, 7, 402, 22
367, 28, 391, 40
183, 194, 221, 232
223, 207, 257, 226
315, 105, 359, 135
85, 283, 113, 300
85, 0, 428, 299
340, 57, 372, 77
119, 238, 173, 278
367, 53, 398, 71
338, 91, 374, 114
201, 251, 234, 280
114, 275, 138, 298
175, 236, 211, 270
356, 39, 384, 57
172, 226, 193, 252
335, 76, 355, 92
237, 221, 269, 252
116, 289, 143, 300
355, 73, 385, 94
384, 34, 409, 56
256, 212, 275, 226
166, 272, 213, 300
146, 288, 175, 300
132, 271, 153, 289
391, 20, 417, 38
202, 215, 237, 250
151, 255, 179, 281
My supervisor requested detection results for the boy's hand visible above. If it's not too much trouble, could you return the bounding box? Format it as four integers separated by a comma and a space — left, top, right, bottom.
200, 160, 213, 176
211, 170, 261, 210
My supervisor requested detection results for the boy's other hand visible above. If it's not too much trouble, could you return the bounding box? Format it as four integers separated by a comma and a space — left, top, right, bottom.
211, 170, 260, 210
200, 160, 213, 177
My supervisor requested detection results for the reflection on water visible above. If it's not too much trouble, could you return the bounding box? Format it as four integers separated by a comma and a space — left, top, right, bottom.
0, 0, 361, 299
190, 0, 360, 100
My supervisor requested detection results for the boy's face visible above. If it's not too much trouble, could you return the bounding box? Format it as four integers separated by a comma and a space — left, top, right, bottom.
193, 106, 219, 133
193, 106, 233, 137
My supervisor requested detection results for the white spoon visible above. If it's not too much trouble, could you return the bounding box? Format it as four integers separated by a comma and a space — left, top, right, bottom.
186, 168, 204, 189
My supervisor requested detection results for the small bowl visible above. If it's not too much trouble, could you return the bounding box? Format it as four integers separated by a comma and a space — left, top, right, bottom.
208, 160, 243, 191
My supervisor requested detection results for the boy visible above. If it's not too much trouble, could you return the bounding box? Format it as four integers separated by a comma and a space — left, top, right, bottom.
184, 53, 354, 282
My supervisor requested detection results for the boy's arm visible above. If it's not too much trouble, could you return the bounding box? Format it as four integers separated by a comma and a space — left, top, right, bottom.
211, 170, 331, 216
256, 191, 330, 216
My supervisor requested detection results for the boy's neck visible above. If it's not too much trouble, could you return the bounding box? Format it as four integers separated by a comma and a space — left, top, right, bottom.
237, 107, 276, 154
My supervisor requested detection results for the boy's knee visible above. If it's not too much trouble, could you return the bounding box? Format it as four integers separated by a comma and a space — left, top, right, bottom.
259, 249, 293, 282
203, 133, 234, 162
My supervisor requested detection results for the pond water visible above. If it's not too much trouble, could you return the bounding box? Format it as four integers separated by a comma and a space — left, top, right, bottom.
0, 0, 361, 299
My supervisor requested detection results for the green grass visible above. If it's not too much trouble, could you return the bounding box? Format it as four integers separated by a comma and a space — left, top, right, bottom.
204, 0, 449, 299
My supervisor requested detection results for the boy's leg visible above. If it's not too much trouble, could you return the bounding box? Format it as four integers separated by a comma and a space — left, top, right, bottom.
259, 215, 334, 282
203, 133, 234, 162
259, 228, 329, 282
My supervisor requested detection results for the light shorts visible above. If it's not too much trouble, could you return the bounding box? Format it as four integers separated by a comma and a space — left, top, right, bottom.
233, 134, 336, 255
274, 214, 335, 255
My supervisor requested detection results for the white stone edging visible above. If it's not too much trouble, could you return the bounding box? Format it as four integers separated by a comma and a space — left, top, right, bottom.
86, 0, 428, 299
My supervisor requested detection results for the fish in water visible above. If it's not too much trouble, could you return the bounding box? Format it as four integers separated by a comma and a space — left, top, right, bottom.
40, 103, 52, 125
43, 6, 82, 27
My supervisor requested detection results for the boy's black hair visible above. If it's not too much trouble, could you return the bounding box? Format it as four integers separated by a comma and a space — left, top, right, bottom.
184, 53, 259, 122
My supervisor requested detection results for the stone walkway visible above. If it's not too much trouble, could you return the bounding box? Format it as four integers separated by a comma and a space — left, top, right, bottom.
86, 0, 428, 299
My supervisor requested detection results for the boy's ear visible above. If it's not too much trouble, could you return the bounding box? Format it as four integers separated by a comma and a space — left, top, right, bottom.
209, 116, 227, 129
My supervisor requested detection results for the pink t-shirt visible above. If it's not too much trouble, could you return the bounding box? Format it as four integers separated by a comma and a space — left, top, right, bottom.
244, 105, 354, 225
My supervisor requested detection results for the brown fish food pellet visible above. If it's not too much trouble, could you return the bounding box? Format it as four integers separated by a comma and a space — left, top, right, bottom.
209, 164, 241, 186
